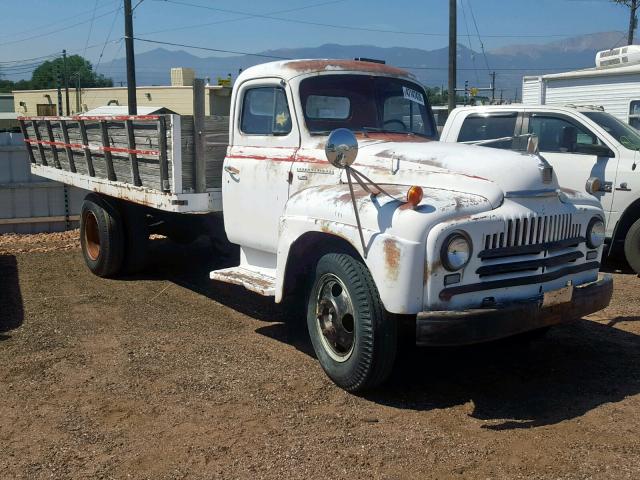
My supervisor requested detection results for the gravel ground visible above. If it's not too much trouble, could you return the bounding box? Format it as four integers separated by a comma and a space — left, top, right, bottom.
1, 232, 639, 479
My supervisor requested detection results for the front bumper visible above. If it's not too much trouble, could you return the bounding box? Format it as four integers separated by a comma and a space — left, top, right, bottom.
416, 273, 613, 346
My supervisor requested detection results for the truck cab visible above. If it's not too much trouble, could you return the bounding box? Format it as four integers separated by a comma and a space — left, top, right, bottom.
440, 104, 640, 273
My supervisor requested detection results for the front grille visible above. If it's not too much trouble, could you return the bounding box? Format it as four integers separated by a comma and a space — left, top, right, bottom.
477, 213, 585, 278
483, 213, 581, 253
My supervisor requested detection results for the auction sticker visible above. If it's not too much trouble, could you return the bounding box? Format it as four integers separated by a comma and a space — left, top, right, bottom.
402, 86, 425, 106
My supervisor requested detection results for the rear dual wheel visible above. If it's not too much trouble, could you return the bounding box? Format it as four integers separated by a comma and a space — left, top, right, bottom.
306, 253, 397, 392
80, 194, 149, 277
80, 194, 124, 277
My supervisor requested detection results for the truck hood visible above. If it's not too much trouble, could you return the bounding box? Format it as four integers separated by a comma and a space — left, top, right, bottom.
343, 138, 558, 207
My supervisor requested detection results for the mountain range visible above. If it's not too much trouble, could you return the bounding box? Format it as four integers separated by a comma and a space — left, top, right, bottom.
99, 31, 632, 100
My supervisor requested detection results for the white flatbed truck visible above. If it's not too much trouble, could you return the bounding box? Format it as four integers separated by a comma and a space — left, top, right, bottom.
20, 59, 613, 392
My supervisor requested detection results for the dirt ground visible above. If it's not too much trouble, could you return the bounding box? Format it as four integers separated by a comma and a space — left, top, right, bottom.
1, 231, 639, 480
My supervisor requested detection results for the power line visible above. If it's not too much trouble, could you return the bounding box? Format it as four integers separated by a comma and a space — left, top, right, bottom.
82, 0, 100, 58
133, 37, 293, 59
460, 0, 479, 84
0, 0, 118, 39
141, 0, 346, 37
1, 7, 120, 47
401, 65, 591, 71
0, 53, 60, 67
154, 0, 621, 39
467, 0, 491, 72
94, 5, 123, 74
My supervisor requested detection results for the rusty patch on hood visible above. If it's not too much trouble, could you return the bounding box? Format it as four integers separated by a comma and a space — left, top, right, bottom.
285, 59, 410, 76
383, 238, 401, 281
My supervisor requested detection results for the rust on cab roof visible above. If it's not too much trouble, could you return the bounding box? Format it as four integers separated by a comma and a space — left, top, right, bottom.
284, 59, 410, 77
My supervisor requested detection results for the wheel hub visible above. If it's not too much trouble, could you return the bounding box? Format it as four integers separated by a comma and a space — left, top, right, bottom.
315, 275, 355, 362
83, 211, 101, 261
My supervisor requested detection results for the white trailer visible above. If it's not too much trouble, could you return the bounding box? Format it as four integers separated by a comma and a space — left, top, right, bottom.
523, 45, 640, 129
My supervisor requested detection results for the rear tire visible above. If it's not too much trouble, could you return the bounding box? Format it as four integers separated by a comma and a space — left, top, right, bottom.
80, 193, 124, 277
306, 253, 396, 392
624, 217, 640, 273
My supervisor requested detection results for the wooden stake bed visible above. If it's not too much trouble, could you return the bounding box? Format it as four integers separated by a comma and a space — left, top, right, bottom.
19, 114, 228, 213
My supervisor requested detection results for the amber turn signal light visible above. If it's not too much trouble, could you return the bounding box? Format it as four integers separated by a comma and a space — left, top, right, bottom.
406, 185, 423, 207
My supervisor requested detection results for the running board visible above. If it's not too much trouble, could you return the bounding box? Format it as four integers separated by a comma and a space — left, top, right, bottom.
210, 266, 276, 296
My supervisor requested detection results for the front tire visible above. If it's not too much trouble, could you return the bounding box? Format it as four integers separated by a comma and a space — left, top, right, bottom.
624, 217, 640, 273
80, 194, 124, 277
306, 253, 396, 392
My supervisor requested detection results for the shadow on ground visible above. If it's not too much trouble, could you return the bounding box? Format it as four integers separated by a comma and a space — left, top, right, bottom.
0, 254, 24, 340
135, 237, 640, 429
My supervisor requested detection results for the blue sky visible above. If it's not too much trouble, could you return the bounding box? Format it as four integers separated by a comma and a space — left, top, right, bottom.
0, 0, 633, 79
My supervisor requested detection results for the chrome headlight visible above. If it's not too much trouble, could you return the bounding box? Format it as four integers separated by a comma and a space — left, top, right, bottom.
586, 217, 605, 249
441, 232, 472, 271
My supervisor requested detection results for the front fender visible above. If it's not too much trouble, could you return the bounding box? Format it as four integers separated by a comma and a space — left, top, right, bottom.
276, 183, 492, 314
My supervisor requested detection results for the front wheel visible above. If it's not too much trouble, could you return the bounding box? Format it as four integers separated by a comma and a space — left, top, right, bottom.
306, 253, 396, 392
624, 217, 640, 273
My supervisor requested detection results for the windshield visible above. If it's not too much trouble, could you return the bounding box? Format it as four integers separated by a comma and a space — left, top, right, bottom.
299, 74, 436, 138
583, 111, 640, 151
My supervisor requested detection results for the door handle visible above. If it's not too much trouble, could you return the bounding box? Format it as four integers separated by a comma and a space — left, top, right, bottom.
224, 165, 240, 175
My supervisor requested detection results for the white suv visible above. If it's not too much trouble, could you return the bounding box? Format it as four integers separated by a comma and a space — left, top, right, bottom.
441, 104, 640, 272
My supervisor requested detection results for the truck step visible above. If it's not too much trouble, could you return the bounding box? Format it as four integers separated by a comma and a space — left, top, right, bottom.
210, 266, 276, 296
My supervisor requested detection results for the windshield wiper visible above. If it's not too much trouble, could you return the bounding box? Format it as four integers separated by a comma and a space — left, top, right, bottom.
358, 126, 430, 138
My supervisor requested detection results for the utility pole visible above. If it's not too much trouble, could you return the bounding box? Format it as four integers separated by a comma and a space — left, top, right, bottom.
56, 68, 63, 116
124, 0, 137, 114
629, 0, 638, 45
490, 71, 496, 102
62, 50, 70, 115
448, 0, 457, 113
75, 74, 81, 112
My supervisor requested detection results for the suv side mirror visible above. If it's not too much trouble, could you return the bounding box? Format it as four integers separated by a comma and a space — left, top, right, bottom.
576, 143, 615, 158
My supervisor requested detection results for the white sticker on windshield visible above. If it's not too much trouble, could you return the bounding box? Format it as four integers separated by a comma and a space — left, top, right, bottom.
403, 86, 425, 106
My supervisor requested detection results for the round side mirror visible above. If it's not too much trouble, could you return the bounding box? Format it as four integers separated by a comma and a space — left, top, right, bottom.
325, 128, 358, 168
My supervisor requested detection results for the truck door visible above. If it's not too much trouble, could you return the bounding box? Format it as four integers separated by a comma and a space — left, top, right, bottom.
222, 79, 300, 253
525, 112, 618, 216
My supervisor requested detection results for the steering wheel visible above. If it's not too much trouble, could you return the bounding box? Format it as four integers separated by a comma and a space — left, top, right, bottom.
383, 119, 408, 131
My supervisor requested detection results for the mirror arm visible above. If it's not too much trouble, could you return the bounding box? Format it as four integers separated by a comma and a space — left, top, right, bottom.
345, 167, 368, 258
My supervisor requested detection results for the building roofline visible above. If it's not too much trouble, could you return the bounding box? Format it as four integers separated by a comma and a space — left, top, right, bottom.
524, 63, 640, 82
12, 84, 230, 94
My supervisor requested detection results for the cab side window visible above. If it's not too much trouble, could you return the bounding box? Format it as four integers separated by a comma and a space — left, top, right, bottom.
528, 115, 602, 154
457, 112, 518, 149
240, 87, 291, 135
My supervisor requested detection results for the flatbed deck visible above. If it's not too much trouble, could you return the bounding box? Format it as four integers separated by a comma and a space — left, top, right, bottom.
19, 114, 228, 213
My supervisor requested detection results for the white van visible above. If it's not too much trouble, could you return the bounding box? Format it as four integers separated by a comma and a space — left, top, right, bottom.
522, 45, 640, 129
440, 104, 640, 272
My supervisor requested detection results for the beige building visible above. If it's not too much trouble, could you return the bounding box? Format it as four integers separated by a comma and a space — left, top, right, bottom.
13, 67, 232, 117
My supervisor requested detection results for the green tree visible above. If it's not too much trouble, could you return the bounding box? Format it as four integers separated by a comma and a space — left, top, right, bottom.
612, 0, 638, 44
425, 86, 465, 106
30, 55, 112, 90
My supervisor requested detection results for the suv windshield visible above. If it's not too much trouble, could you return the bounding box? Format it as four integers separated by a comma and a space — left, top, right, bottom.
299, 74, 436, 138
583, 111, 640, 151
